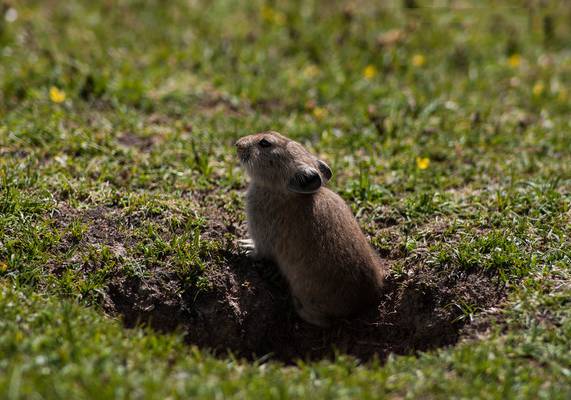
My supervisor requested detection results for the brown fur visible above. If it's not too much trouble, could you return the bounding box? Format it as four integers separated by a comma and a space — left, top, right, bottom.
236, 131, 387, 327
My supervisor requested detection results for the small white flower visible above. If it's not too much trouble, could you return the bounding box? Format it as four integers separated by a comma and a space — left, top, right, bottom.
5, 8, 18, 23
444, 101, 458, 111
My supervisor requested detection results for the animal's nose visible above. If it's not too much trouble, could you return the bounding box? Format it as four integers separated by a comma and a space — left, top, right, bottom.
235, 138, 247, 150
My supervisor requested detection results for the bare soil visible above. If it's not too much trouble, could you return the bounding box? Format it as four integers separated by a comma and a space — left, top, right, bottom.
52, 202, 505, 363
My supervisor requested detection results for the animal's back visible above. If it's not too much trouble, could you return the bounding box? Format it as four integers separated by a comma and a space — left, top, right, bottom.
237, 131, 387, 326
247, 184, 385, 318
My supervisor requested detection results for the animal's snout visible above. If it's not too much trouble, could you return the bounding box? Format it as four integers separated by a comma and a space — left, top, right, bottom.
235, 137, 248, 150
235, 138, 251, 161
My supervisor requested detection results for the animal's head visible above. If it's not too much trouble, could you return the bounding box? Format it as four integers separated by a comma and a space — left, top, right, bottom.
235, 131, 332, 194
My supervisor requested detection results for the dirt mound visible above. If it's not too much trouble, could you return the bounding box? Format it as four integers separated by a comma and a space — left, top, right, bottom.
106, 249, 504, 362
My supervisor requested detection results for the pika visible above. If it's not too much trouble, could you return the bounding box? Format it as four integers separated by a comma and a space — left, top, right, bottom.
236, 131, 388, 327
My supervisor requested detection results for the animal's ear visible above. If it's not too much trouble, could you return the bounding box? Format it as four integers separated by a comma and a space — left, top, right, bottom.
287, 167, 322, 194
317, 160, 332, 183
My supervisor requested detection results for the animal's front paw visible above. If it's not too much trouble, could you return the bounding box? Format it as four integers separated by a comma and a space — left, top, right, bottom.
238, 238, 258, 258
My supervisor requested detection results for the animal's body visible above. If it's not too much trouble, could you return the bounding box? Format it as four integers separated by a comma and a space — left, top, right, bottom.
236, 131, 387, 327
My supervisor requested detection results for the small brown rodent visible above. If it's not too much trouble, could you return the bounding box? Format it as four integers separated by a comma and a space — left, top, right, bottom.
236, 131, 388, 327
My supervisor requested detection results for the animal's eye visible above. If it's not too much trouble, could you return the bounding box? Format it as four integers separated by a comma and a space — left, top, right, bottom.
258, 138, 272, 148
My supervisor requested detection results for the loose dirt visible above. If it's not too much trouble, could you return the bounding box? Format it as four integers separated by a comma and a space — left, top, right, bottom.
52, 201, 505, 363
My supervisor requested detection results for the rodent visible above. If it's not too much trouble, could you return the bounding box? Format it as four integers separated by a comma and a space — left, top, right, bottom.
236, 131, 388, 328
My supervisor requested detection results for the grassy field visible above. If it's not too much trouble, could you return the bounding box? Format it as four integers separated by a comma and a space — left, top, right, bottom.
1, 0, 571, 398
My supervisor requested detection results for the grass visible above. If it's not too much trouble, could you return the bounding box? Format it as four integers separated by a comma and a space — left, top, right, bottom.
1, 0, 571, 398
1, 273, 569, 399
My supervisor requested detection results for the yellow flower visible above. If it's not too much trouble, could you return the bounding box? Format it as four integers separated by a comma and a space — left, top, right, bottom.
411, 54, 426, 68
273, 12, 286, 25
416, 157, 430, 170
507, 54, 521, 68
0, 262, 7, 272
312, 107, 327, 120
363, 65, 377, 79
261, 5, 285, 25
49, 86, 66, 103
558, 87, 568, 102
532, 81, 545, 97
260, 5, 273, 20
303, 64, 320, 79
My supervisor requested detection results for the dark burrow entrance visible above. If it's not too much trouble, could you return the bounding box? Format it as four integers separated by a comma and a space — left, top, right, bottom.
106, 250, 505, 363
51, 203, 505, 363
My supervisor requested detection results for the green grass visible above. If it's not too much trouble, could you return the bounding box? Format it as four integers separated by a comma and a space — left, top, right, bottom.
1, 271, 570, 399
1, 0, 571, 398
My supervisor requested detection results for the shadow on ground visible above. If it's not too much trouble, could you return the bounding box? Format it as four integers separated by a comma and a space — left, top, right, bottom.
51, 203, 504, 363
106, 249, 504, 363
